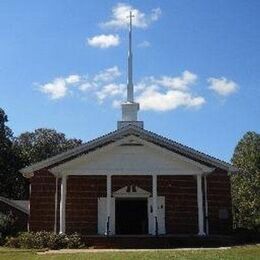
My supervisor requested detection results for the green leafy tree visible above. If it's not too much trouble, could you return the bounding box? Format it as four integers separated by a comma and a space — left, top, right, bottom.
14, 128, 82, 165
0, 109, 83, 199
0, 108, 27, 199
231, 131, 260, 230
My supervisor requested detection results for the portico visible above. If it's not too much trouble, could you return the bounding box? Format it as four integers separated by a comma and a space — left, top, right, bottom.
52, 133, 213, 236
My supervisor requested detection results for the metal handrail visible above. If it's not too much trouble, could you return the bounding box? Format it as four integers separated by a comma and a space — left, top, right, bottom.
155, 216, 158, 236
106, 216, 110, 236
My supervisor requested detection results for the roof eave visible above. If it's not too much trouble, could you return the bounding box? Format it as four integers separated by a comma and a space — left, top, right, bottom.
0, 197, 29, 215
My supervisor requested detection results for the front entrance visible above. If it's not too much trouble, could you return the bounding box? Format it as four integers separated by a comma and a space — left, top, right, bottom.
97, 186, 165, 235
115, 198, 148, 235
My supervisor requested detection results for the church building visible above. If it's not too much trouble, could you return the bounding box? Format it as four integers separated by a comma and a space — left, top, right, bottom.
20, 12, 237, 241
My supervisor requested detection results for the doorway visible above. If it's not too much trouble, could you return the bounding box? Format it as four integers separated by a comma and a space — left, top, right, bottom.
115, 198, 148, 235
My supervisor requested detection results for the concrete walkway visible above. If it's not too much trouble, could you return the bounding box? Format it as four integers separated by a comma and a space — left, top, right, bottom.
38, 247, 232, 255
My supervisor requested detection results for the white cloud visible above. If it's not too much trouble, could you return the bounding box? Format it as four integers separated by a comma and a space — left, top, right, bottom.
136, 87, 205, 112
96, 83, 125, 102
153, 71, 198, 90
78, 82, 95, 92
65, 75, 81, 84
39, 75, 82, 99
101, 3, 161, 29
39, 69, 206, 112
150, 8, 161, 22
40, 78, 67, 99
87, 34, 120, 48
138, 40, 151, 48
93, 66, 121, 82
39, 67, 123, 101
208, 77, 238, 96
132, 72, 204, 111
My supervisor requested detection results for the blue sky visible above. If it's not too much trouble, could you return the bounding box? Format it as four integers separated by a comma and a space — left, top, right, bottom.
0, 0, 259, 162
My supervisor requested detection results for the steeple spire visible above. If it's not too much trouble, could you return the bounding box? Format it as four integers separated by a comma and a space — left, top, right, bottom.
117, 11, 143, 129
127, 11, 134, 102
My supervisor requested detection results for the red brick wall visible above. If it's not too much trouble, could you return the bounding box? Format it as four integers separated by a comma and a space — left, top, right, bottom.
29, 169, 56, 231
158, 176, 198, 234
66, 176, 106, 234
207, 169, 233, 234
29, 173, 106, 234
29, 171, 232, 235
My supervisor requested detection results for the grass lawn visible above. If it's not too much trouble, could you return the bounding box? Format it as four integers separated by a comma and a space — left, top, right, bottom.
0, 245, 259, 260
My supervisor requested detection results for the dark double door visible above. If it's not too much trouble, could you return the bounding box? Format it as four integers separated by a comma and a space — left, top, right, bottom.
115, 198, 148, 235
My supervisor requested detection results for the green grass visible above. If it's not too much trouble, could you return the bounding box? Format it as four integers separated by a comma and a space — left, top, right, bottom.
0, 245, 259, 260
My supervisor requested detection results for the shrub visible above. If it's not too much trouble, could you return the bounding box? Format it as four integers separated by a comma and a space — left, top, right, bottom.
0, 212, 17, 245
5, 231, 84, 249
66, 233, 84, 249
4, 236, 20, 248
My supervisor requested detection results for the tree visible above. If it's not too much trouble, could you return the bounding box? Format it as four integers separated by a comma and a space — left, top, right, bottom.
0, 108, 27, 199
0, 109, 83, 199
231, 131, 260, 230
14, 128, 82, 165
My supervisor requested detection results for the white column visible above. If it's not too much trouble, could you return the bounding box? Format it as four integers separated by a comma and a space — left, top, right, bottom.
197, 174, 205, 236
59, 175, 67, 234
152, 174, 158, 235
106, 174, 112, 235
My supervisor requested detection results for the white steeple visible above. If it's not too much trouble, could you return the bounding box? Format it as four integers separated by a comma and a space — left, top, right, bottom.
118, 11, 143, 129
127, 11, 134, 102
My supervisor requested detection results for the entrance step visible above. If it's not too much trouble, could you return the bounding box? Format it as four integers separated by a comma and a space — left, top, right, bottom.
82, 235, 237, 249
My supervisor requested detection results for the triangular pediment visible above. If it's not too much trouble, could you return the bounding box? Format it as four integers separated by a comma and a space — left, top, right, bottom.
51, 134, 213, 176
113, 185, 151, 198
21, 124, 237, 178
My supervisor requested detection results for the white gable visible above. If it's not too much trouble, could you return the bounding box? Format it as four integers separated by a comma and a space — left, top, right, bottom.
51, 135, 213, 176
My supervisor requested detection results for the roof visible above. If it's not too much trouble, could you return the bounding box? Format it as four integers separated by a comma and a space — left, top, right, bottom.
0, 197, 29, 214
20, 124, 238, 177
